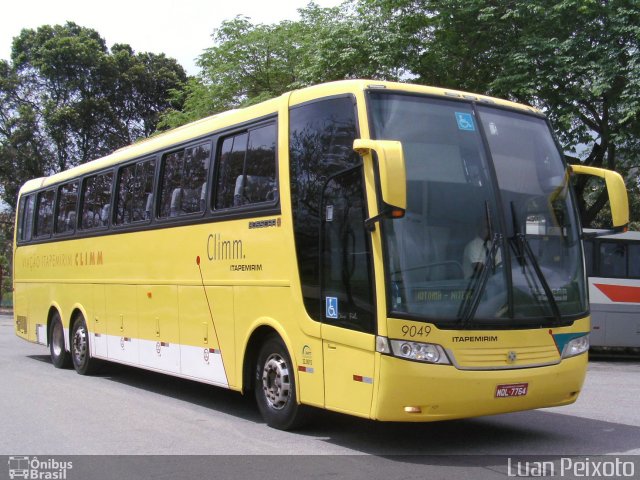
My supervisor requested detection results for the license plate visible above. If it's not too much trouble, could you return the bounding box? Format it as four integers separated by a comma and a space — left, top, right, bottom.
495, 383, 528, 398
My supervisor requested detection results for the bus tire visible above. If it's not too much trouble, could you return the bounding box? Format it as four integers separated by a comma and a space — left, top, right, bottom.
49, 312, 71, 369
254, 335, 308, 430
70, 315, 99, 375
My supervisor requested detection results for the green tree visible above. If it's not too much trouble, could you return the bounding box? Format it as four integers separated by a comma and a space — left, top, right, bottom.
0, 59, 55, 208
0, 22, 188, 297
0, 22, 187, 211
160, 16, 304, 128
0, 211, 13, 307
164, 0, 639, 226
160, 3, 403, 129
363, 0, 640, 227
629, 168, 640, 230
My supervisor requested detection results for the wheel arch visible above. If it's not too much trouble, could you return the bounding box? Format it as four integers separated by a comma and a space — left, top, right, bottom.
46, 303, 63, 348
241, 319, 299, 397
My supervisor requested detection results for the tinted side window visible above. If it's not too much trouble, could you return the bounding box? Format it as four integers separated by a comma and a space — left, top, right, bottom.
159, 142, 211, 218
55, 181, 78, 234
115, 158, 155, 225
243, 124, 277, 205
214, 124, 277, 210
81, 172, 113, 230
17, 196, 26, 241
583, 240, 594, 277
23, 195, 35, 241
35, 189, 55, 238
17, 195, 35, 242
289, 96, 361, 320
215, 133, 247, 209
599, 242, 626, 277
629, 244, 640, 278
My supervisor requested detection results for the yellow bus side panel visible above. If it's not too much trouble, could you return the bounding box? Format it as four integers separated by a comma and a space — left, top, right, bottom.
321, 324, 375, 418
13, 283, 29, 341
234, 286, 325, 408
92, 284, 108, 357
323, 341, 375, 418
178, 285, 235, 388
105, 284, 139, 364
137, 285, 180, 374
31, 284, 58, 343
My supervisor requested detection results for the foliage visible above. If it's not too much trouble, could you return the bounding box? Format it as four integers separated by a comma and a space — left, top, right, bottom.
0, 211, 12, 306
2, 4, 637, 231
160, 16, 303, 127
164, 0, 639, 228
0, 22, 187, 211
363, 0, 640, 227
159, 3, 405, 129
0, 22, 187, 294
625, 167, 640, 231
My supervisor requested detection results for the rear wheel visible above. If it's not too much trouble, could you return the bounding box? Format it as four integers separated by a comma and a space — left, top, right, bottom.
49, 312, 71, 369
254, 335, 308, 430
71, 315, 99, 375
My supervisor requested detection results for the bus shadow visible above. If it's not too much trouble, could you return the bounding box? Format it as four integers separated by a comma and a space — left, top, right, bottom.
589, 350, 640, 362
25, 354, 261, 422
299, 408, 640, 459
27, 354, 53, 364
36, 357, 640, 459
95, 360, 262, 423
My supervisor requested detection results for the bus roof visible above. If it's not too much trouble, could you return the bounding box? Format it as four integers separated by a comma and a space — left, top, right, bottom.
18, 79, 539, 195
584, 228, 640, 241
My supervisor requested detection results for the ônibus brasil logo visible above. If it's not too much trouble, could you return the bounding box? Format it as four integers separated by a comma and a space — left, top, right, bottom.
8, 456, 73, 479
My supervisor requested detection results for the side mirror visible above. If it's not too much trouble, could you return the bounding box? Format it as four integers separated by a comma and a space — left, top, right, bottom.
571, 164, 629, 230
353, 139, 407, 215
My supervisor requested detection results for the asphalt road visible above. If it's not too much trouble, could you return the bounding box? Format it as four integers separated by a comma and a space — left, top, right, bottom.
1, 313, 639, 479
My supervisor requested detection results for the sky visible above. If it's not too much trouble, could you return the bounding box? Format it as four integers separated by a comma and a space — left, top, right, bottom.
1, 0, 343, 76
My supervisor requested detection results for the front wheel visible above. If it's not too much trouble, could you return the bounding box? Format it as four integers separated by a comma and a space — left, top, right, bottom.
254, 335, 308, 430
71, 315, 99, 375
49, 312, 71, 369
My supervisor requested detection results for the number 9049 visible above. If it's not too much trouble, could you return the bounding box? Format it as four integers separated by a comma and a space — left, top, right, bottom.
401, 324, 431, 338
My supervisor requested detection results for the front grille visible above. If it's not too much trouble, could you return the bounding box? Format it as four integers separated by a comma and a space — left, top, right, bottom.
450, 344, 560, 369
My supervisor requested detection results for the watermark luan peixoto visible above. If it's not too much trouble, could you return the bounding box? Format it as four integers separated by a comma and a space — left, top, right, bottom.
507, 456, 635, 477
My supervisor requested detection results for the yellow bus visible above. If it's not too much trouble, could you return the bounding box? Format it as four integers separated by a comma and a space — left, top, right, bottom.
13, 80, 629, 429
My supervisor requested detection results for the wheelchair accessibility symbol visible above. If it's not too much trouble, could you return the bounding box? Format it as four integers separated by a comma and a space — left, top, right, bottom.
326, 297, 339, 319
455, 112, 475, 131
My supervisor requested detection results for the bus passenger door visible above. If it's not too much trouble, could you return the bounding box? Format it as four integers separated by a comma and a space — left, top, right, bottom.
321, 168, 377, 417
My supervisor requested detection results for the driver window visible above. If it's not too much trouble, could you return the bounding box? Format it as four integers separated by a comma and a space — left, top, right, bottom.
321, 168, 374, 333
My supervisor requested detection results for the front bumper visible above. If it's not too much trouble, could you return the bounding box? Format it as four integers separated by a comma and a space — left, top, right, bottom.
372, 352, 587, 421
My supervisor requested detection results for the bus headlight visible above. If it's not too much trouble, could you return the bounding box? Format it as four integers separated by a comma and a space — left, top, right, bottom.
561, 335, 589, 359
389, 339, 450, 364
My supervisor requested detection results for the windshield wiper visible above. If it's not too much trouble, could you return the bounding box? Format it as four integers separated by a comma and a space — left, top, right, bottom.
458, 232, 502, 327
513, 233, 562, 323
509, 202, 562, 323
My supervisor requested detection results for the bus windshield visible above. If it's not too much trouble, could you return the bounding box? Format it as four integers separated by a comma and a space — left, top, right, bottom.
369, 92, 586, 327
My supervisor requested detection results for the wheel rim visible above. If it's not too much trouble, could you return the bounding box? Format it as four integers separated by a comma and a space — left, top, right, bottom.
72, 323, 87, 365
261, 353, 291, 410
52, 321, 64, 357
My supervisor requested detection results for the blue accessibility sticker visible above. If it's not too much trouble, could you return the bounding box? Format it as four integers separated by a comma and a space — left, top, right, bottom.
326, 297, 338, 319
455, 112, 475, 131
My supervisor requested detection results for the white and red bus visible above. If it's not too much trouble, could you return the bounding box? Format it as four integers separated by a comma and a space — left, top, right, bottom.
584, 229, 640, 350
